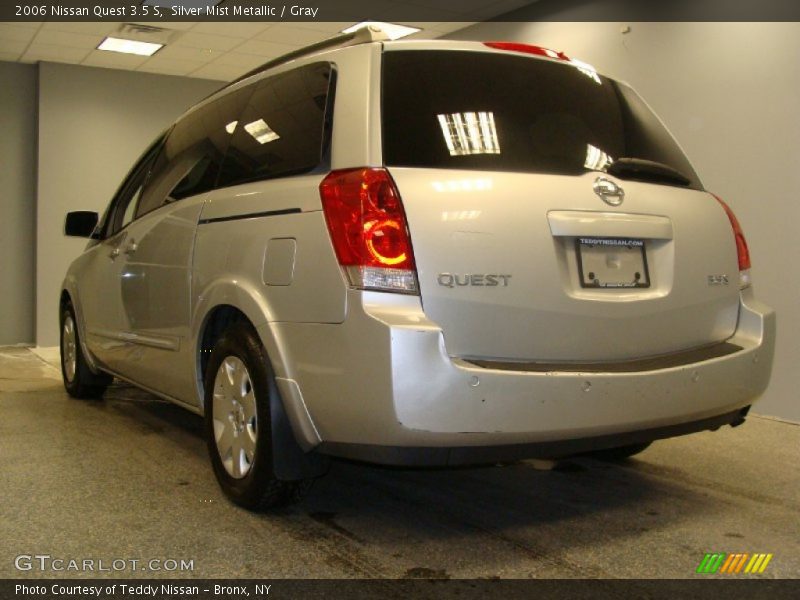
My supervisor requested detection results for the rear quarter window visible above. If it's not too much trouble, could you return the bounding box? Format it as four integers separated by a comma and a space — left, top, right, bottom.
216, 62, 335, 188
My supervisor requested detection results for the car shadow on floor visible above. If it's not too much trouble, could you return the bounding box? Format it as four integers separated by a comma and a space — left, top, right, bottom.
93, 380, 722, 560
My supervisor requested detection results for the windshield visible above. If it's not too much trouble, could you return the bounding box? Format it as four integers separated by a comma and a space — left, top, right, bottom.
381, 50, 702, 190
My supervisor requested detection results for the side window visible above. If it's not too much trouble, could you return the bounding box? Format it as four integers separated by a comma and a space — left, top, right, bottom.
103, 138, 163, 237
119, 182, 145, 230
135, 86, 253, 219
217, 63, 334, 189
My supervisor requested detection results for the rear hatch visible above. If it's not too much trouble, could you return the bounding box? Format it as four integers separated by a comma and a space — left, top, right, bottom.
381, 46, 740, 362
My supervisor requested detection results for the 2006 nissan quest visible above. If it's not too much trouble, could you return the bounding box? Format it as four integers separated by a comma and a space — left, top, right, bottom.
60, 28, 775, 509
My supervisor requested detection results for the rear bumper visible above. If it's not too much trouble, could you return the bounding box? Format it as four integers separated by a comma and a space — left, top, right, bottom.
266, 288, 775, 463
318, 407, 750, 466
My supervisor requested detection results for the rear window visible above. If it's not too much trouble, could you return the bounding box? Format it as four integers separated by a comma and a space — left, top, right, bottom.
381, 50, 702, 189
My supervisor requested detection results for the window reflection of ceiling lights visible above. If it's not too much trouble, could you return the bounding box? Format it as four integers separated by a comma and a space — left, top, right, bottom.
244, 119, 280, 145
437, 112, 500, 156
585, 144, 614, 171
342, 21, 420, 40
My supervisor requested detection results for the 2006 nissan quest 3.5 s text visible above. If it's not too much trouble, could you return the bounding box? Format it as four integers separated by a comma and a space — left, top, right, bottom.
60, 28, 775, 510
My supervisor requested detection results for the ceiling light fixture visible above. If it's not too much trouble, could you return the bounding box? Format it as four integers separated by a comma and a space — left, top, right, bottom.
341, 21, 421, 41
97, 37, 164, 57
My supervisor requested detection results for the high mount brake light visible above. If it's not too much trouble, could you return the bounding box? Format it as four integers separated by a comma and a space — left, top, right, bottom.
320, 168, 418, 294
483, 41, 570, 62
712, 194, 751, 289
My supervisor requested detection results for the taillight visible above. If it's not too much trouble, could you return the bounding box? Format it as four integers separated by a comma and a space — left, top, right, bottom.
712, 194, 751, 289
483, 41, 570, 61
320, 168, 418, 294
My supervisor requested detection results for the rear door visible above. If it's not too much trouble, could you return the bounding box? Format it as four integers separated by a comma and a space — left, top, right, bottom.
78, 140, 162, 372
381, 48, 740, 362
116, 87, 253, 403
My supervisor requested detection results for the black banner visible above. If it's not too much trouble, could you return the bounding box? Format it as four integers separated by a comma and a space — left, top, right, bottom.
3, 0, 800, 22
3, 579, 800, 600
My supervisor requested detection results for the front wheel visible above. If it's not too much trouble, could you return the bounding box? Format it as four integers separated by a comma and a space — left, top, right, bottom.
60, 300, 111, 399
204, 321, 311, 510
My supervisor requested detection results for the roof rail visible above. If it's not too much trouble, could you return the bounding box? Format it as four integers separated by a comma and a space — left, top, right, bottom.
210, 25, 389, 96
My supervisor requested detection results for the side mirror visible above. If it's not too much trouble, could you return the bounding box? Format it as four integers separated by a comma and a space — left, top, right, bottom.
64, 211, 99, 238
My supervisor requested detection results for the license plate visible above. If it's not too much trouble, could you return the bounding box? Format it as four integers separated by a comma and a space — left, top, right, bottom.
576, 237, 650, 288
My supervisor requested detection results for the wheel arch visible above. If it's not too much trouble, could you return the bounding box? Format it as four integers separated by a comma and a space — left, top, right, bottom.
59, 288, 71, 309
193, 282, 328, 481
59, 282, 101, 373
192, 279, 290, 407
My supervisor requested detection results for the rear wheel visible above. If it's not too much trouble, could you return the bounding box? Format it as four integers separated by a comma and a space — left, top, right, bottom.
586, 442, 652, 461
60, 300, 111, 399
204, 321, 311, 510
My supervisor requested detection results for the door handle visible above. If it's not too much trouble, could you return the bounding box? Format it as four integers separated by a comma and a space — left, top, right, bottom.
109, 248, 120, 259
124, 240, 138, 255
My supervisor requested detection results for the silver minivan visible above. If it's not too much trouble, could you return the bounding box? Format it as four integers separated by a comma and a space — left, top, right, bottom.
60, 29, 775, 509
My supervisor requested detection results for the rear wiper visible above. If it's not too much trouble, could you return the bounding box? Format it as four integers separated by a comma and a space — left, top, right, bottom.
606, 157, 691, 187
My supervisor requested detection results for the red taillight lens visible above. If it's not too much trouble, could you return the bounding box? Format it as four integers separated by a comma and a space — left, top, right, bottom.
320, 168, 417, 293
712, 194, 751, 272
712, 194, 751, 289
483, 41, 570, 61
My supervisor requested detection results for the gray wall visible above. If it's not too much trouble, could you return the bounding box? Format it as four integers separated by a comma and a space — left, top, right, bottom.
0, 62, 37, 345
36, 62, 220, 348
447, 21, 800, 421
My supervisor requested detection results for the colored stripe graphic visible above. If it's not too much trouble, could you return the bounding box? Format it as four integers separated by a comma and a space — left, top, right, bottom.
745, 554, 761, 573
698, 553, 773, 574
733, 554, 749, 573
697, 553, 726, 574
736, 554, 750, 573
719, 553, 736, 573
748, 554, 773, 573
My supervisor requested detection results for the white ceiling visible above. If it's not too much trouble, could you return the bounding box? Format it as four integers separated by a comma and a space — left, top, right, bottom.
0, 2, 530, 81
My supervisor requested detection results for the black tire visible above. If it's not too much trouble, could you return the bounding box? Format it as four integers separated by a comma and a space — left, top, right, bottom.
204, 320, 312, 510
586, 442, 652, 462
60, 300, 112, 399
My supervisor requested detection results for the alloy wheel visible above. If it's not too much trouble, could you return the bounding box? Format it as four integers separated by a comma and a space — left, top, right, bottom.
62, 314, 77, 383
212, 356, 258, 479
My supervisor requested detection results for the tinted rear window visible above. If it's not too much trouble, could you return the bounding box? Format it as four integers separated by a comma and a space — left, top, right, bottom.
217, 62, 334, 188
382, 50, 702, 189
